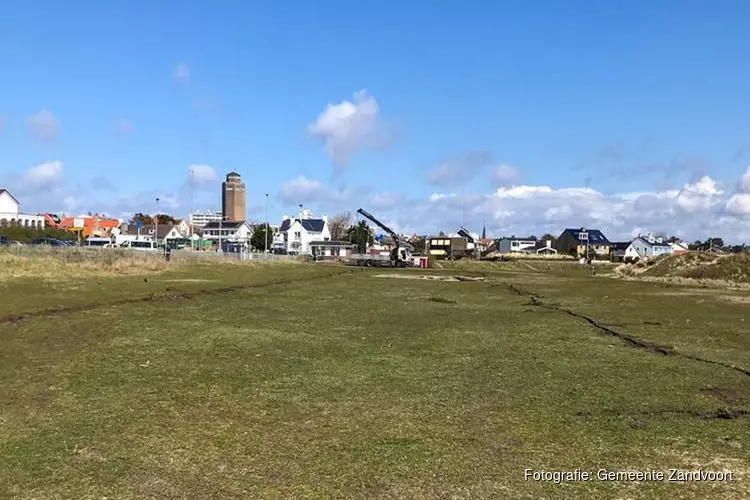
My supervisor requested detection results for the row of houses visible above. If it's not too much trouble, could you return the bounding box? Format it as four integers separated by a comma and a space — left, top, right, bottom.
484, 228, 690, 262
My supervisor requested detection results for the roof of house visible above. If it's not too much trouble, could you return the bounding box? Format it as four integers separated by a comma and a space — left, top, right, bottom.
0, 188, 20, 206
561, 228, 610, 244
457, 228, 475, 242
279, 219, 292, 232
202, 220, 247, 230
610, 241, 631, 251
635, 236, 671, 248
297, 219, 326, 232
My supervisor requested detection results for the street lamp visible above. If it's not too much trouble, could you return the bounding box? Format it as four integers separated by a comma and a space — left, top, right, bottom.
218, 215, 223, 253
265, 193, 269, 255
155, 197, 160, 250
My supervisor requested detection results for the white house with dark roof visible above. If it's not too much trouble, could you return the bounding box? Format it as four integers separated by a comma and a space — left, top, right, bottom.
627, 233, 673, 260
0, 189, 46, 228
274, 213, 331, 254
201, 220, 253, 243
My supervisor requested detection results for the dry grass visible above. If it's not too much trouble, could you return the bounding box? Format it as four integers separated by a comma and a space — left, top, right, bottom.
615, 252, 750, 287
0, 247, 172, 279
482, 251, 576, 261
0, 247, 303, 280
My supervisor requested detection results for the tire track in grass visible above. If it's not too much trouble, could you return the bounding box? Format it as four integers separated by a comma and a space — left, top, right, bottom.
0, 269, 354, 326
506, 283, 750, 378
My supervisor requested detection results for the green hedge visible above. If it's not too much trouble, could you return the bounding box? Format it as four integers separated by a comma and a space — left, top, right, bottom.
0, 225, 78, 243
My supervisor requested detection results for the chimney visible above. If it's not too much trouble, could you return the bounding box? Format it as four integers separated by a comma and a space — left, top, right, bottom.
322, 214, 328, 223
282, 215, 289, 221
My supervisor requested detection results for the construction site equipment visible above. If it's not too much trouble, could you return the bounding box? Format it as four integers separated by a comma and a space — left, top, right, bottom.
347, 208, 414, 268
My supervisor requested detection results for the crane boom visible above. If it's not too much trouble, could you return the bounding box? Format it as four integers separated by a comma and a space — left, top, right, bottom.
356, 208, 400, 244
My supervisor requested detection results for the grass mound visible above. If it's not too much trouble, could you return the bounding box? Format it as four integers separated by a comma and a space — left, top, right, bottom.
617, 252, 750, 284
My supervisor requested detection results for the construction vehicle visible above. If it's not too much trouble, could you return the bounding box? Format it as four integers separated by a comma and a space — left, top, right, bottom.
347, 208, 414, 267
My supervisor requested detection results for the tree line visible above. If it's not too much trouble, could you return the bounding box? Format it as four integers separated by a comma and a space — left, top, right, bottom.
128, 213, 177, 225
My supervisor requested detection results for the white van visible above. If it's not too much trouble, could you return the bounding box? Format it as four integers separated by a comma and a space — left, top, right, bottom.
85, 237, 115, 247
121, 240, 160, 252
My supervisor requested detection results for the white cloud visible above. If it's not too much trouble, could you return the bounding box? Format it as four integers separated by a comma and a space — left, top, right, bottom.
18, 161, 64, 191
28, 110, 60, 142
725, 194, 750, 216
307, 90, 385, 168
376, 173, 749, 243
279, 176, 324, 204
492, 163, 519, 186
173, 62, 190, 84
188, 164, 217, 186
674, 176, 723, 213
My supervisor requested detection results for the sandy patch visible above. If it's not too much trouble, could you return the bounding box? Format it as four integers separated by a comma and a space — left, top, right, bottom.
373, 274, 485, 282
166, 278, 215, 283
718, 295, 750, 305
642, 289, 719, 297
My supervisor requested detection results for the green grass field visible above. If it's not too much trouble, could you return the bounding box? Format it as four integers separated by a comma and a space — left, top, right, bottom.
1, 259, 749, 499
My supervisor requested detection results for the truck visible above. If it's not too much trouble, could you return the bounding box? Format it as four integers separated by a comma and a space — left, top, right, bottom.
346, 208, 414, 268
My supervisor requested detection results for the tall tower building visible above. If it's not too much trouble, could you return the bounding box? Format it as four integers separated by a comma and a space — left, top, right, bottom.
221, 171, 246, 222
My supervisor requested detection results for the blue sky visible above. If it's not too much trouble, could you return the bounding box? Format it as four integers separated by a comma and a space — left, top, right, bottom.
2, 0, 750, 241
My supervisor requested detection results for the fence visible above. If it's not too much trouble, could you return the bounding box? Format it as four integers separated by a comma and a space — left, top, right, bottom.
0, 245, 301, 265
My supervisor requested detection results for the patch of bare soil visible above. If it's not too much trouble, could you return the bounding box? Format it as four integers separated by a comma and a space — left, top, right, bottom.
373, 274, 485, 282
166, 278, 215, 283
642, 289, 719, 297
718, 295, 750, 305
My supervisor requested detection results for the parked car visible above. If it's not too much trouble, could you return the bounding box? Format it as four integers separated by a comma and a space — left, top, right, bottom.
29, 238, 70, 246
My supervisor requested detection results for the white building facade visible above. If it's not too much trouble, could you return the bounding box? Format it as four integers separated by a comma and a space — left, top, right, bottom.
201, 221, 253, 242
0, 189, 46, 228
627, 233, 674, 261
274, 212, 331, 255
190, 210, 224, 228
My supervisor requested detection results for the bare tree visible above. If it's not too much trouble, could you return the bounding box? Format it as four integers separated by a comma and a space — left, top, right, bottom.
328, 212, 353, 240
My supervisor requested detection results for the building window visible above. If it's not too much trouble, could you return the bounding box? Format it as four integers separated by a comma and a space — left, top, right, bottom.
294, 231, 301, 239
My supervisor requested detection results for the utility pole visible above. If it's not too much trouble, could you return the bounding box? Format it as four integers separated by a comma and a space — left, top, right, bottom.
190, 167, 194, 250
265, 193, 269, 255
155, 197, 160, 250
219, 215, 223, 253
